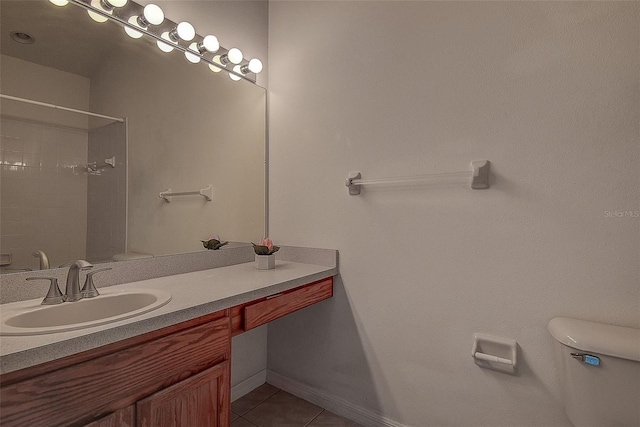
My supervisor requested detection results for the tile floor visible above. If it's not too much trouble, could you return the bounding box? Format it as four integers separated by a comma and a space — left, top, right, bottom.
231, 383, 362, 427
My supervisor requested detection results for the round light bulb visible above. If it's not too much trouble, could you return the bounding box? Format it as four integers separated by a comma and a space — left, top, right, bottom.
202, 35, 219, 53
230, 65, 242, 81
185, 42, 201, 63
227, 48, 243, 65
88, 0, 109, 22
176, 22, 195, 41
209, 56, 223, 73
143, 4, 164, 26
124, 16, 144, 38
49, 0, 69, 6
157, 31, 176, 53
106, 0, 128, 7
247, 58, 263, 74
88, 11, 108, 22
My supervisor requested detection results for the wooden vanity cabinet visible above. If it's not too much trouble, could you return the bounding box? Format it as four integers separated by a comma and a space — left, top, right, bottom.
0, 311, 231, 427
0, 276, 333, 427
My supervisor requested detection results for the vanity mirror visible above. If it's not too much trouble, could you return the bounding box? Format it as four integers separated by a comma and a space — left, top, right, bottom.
0, 0, 267, 273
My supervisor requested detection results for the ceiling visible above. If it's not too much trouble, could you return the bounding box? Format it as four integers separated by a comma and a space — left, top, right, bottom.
1, 0, 139, 78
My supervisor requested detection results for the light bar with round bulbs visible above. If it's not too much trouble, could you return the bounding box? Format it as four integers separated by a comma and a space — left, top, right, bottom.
49, 0, 263, 83
87, 0, 128, 23
124, 4, 164, 39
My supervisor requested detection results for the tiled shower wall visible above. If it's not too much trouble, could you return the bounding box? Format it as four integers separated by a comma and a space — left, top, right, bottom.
0, 117, 88, 270
86, 121, 127, 262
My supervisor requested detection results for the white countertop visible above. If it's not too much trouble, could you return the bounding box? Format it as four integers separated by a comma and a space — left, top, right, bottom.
0, 259, 337, 375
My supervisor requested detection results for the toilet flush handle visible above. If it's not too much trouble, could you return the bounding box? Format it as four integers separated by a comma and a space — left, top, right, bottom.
571, 353, 601, 366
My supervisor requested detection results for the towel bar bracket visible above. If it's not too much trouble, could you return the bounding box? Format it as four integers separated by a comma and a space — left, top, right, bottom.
471, 160, 490, 189
346, 172, 363, 195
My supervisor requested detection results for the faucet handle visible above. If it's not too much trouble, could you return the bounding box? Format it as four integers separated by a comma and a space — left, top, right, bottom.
26, 277, 65, 305
81, 267, 112, 298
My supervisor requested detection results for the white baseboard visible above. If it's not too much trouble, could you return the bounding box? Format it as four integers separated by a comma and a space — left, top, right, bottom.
266, 370, 407, 427
231, 369, 267, 402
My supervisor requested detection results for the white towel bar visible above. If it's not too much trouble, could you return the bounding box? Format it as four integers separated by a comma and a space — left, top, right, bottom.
346, 160, 490, 195
159, 185, 213, 203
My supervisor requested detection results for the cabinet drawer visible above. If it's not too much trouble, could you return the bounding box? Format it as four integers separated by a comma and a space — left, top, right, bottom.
244, 277, 333, 331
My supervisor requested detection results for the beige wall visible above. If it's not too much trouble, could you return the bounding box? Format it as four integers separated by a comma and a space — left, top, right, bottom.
86, 121, 127, 262
0, 55, 90, 130
267, 2, 639, 426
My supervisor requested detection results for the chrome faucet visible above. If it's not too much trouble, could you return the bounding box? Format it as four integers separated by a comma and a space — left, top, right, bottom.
32, 250, 50, 270
65, 260, 93, 302
26, 260, 103, 304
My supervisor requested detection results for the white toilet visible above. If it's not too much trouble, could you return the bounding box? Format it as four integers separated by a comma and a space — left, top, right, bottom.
548, 317, 640, 427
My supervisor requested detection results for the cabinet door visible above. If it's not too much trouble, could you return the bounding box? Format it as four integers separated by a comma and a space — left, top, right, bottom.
137, 361, 230, 427
82, 406, 135, 427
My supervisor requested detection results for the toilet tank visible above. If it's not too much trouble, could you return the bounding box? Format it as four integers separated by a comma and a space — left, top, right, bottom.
548, 317, 640, 427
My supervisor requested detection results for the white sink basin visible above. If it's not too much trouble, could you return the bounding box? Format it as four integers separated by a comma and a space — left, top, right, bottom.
0, 288, 172, 336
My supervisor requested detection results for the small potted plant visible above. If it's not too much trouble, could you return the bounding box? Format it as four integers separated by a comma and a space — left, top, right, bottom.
252, 237, 279, 270
200, 234, 229, 250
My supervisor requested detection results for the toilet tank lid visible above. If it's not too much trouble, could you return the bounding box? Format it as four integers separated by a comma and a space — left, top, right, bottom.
548, 317, 640, 362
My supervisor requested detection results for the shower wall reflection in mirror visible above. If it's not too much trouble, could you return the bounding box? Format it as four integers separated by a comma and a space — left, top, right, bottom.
0, 0, 267, 273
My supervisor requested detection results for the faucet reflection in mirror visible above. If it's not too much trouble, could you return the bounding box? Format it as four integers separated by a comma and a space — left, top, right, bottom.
49, 0, 263, 83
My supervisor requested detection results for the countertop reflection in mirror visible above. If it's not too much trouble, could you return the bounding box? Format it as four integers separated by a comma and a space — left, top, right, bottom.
0, 0, 267, 274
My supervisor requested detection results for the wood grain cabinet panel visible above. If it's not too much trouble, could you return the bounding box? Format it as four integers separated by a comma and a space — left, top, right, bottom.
137, 361, 230, 427
82, 406, 135, 427
244, 278, 333, 331
0, 315, 230, 427
230, 304, 245, 336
